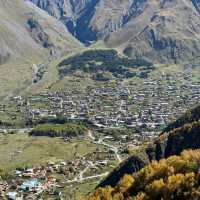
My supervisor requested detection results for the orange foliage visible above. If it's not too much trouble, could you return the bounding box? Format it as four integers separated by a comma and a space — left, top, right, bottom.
82, 150, 200, 200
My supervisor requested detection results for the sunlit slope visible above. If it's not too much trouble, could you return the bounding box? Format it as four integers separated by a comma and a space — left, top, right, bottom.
0, 0, 82, 98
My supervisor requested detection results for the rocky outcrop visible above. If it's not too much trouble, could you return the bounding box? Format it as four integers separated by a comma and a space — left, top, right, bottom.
192, 0, 200, 14
30, 0, 70, 18
146, 105, 200, 161
27, 18, 53, 48
97, 155, 148, 188
30, 0, 99, 44
29, 0, 149, 44
113, 0, 200, 64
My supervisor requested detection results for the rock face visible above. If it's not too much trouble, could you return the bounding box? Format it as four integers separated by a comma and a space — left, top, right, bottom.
98, 155, 148, 188
30, 0, 100, 44
146, 105, 200, 161
29, 0, 200, 63
29, 0, 149, 44
108, 0, 200, 63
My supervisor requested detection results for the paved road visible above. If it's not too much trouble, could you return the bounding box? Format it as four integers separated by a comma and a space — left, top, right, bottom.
65, 172, 109, 184
89, 130, 122, 163
87, 130, 95, 140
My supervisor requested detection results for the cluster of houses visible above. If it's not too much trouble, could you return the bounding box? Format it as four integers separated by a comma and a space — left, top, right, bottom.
7, 71, 199, 133
0, 151, 115, 200
0, 70, 199, 198
1, 69, 199, 148
0, 163, 62, 199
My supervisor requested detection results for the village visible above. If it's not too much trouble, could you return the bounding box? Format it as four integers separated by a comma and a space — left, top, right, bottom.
6, 70, 200, 134
0, 70, 200, 199
0, 131, 124, 200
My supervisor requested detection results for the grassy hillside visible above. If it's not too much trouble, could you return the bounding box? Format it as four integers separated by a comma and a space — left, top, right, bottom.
83, 149, 200, 200
0, 0, 82, 98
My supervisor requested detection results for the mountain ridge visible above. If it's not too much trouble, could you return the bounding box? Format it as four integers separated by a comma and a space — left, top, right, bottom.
0, 0, 82, 98
29, 0, 200, 64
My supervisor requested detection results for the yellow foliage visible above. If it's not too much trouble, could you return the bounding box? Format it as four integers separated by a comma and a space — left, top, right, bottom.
83, 150, 200, 200
86, 186, 114, 200
167, 173, 185, 192
181, 149, 200, 162
145, 179, 166, 197
116, 174, 135, 193
113, 193, 124, 200
135, 192, 147, 200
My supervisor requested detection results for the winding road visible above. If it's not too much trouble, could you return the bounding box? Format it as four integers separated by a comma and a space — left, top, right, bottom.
87, 130, 122, 163
65, 172, 109, 184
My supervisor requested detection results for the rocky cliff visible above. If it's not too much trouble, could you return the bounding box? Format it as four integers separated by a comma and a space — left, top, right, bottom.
146, 105, 200, 160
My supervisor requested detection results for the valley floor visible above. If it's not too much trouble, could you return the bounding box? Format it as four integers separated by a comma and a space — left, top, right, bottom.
0, 59, 200, 199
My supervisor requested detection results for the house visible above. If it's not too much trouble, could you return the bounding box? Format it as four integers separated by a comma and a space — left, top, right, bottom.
6, 192, 22, 200
20, 179, 40, 191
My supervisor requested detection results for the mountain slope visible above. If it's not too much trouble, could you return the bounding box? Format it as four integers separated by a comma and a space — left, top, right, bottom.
108, 0, 200, 63
29, 0, 136, 44
96, 105, 200, 188
30, 0, 200, 63
146, 105, 200, 161
98, 155, 148, 188
0, 0, 82, 98
84, 149, 200, 200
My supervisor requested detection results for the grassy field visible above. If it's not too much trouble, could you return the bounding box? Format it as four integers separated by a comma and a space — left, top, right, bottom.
0, 133, 98, 173
0, 133, 115, 198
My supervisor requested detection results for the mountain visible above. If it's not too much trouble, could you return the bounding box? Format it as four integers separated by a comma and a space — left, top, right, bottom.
107, 0, 200, 63
95, 105, 200, 189
2, 0, 199, 97
0, 0, 82, 97
29, 0, 200, 63
98, 155, 148, 188
29, 0, 137, 44
83, 105, 200, 199
146, 105, 200, 161
84, 149, 200, 200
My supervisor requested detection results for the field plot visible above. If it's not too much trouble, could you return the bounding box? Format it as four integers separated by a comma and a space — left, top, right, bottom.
0, 133, 97, 172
